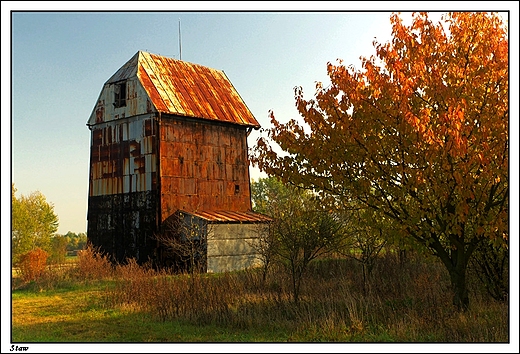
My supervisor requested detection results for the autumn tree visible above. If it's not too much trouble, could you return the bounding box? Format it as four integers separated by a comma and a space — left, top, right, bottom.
12, 184, 59, 265
252, 12, 508, 310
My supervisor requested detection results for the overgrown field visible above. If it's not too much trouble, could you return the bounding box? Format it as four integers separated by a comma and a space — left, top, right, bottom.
11, 247, 509, 344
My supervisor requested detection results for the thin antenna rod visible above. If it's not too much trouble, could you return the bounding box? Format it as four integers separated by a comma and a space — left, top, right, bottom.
178, 18, 182, 60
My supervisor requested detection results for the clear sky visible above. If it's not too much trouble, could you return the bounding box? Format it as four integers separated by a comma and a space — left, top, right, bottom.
2, 2, 519, 352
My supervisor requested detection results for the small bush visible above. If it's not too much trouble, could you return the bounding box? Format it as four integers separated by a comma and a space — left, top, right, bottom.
76, 245, 113, 280
18, 248, 49, 282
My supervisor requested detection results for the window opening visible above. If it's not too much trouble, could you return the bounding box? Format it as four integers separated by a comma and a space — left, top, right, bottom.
114, 81, 127, 108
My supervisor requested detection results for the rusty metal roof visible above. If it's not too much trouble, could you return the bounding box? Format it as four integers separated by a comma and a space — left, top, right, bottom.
178, 210, 272, 223
115, 51, 261, 128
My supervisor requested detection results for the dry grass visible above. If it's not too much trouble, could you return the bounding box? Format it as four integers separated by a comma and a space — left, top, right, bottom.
100, 251, 508, 342
12, 247, 509, 342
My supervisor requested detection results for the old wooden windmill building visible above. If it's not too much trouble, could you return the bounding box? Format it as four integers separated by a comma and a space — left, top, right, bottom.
86, 51, 270, 272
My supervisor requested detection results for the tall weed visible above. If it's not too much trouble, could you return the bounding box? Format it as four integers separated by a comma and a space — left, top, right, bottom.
21, 245, 506, 342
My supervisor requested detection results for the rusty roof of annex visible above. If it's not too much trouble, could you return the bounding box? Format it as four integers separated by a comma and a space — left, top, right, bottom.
178, 210, 272, 223
108, 51, 260, 128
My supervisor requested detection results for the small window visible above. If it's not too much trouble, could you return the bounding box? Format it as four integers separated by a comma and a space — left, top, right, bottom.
235, 184, 240, 194
113, 81, 126, 108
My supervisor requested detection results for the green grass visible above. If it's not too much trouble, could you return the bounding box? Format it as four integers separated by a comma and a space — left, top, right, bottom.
11, 281, 289, 342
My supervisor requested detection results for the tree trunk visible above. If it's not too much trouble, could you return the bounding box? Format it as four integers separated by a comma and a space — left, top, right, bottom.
449, 266, 469, 311
291, 266, 300, 304
429, 234, 472, 311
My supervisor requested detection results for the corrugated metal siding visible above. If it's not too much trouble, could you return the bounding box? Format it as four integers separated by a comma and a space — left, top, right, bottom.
159, 117, 254, 221
180, 210, 271, 223
207, 223, 266, 273
89, 115, 157, 196
87, 191, 157, 264
88, 76, 154, 125
88, 51, 260, 128
139, 51, 260, 128
106, 52, 139, 83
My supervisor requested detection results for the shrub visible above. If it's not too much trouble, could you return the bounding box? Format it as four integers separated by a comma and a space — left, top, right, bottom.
18, 248, 49, 282
76, 245, 113, 280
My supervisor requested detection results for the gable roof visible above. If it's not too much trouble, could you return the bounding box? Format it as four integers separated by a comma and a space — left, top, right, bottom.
88, 51, 260, 128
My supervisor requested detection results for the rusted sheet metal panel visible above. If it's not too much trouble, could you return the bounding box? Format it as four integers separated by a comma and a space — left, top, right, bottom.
159, 117, 254, 221
172, 60, 216, 119
138, 63, 174, 114
89, 115, 157, 197
106, 52, 139, 83
141, 53, 187, 116
182, 210, 271, 223
88, 50, 260, 128
138, 51, 260, 128
87, 54, 156, 126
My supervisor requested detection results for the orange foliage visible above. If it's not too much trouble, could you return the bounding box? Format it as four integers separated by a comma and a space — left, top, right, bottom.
18, 248, 49, 282
253, 12, 508, 240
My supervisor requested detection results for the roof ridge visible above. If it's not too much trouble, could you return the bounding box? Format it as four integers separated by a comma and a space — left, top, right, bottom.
89, 51, 261, 128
